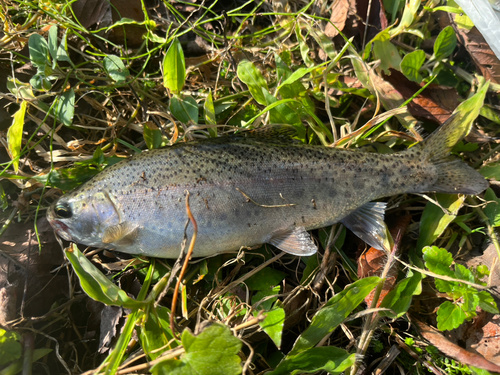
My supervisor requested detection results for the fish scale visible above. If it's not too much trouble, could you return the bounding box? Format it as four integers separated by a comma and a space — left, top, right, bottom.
47, 121, 488, 258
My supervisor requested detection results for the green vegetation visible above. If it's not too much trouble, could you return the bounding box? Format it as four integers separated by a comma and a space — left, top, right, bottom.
1, 0, 500, 374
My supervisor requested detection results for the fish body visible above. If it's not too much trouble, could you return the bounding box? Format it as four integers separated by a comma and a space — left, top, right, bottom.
47, 121, 488, 258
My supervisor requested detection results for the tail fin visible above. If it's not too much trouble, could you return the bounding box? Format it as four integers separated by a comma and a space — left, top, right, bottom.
419, 92, 489, 195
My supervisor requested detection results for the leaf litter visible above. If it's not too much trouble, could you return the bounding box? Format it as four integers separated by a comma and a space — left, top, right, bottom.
0, 0, 500, 374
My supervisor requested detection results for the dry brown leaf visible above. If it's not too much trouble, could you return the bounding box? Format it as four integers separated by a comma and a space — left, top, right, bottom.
358, 215, 411, 307
325, 0, 350, 38
414, 319, 500, 373
382, 69, 460, 124
453, 19, 500, 84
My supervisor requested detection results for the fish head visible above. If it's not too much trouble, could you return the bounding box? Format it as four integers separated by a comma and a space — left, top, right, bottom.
47, 189, 121, 247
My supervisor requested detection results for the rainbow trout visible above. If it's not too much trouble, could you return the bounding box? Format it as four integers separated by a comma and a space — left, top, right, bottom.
47, 117, 488, 258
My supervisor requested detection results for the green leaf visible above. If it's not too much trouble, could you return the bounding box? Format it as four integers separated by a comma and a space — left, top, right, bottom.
263, 91, 302, 126
422, 246, 454, 278
57, 29, 72, 64
434, 26, 457, 60
151, 324, 242, 375
7, 101, 27, 173
436, 300, 466, 330
170, 95, 198, 124
144, 122, 163, 150
65, 244, 146, 308
0, 348, 52, 374
478, 291, 499, 314
252, 285, 280, 311
56, 89, 75, 126
48, 25, 58, 68
416, 194, 465, 252
401, 50, 425, 82
289, 277, 380, 355
28, 33, 49, 68
237, 60, 269, 105
245, 268, 286, 291
259, 306, 285, 348
268, 347, 355, 375
480, 163, 500, 180
30, 73, 52, 91
163, 38, 185, 94
104, 55, 129, 83
277, 65, 317, 91
140, 307, 177, 360
204, 91, 217, 137
372, 39, 402, 74
483, 188, 500, 227
0, 329, 22, 366
380, 270, 422, 318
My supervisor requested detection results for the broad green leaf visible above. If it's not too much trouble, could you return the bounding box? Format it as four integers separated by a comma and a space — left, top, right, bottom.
422, 246, 454, 278
35, 164, 101, 191
65, 244, 145, 308
252, 285, 280, 311
163, 38, 186, 94
48, 25, 58, 68
245, 268, 286, 291
389, 0, 421, 36
7, 101, 27, 173
204, 91, 217, 137
289, 277, 380, 355
7, 77, 35, 99
140, 307, 177, 360
170, 95, 198, 124
264, 91, 302, 126
483, 188, 500, 227
434, 26, 457, 60
57, 29, 72, 63
0, 348, 52, 374
380, 270, 422, 318
144, 122, 163, 150
151, 324, 242, 375
30, 73, 52, 91
401, 50, 425, 82
295, 24, 314, 67
373, 39, 401, 74
268, 347, 355, 375
104, 55, 129, 83
415, 194, 465, 252
0, 329, 22, 366
478, 291, 499, 314
479, 163, 500, 181
28, 33, 49, 68
259, 306, 285, 348
277, 65, 317, 91
308, 27, 337, 60
237, 60, 268, 105
56, 89, 75, 126
436, 300, 466, 330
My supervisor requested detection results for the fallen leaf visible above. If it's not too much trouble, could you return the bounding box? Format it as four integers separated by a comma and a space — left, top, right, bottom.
414, 318, 500, 373
325, 0, 350, 38
452, 17, 500, 84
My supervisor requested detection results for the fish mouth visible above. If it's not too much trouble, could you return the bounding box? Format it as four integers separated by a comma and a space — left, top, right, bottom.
47, 216, 73, 242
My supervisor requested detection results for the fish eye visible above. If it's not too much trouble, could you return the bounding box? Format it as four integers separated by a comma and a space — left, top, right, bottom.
54, 203, 72, 219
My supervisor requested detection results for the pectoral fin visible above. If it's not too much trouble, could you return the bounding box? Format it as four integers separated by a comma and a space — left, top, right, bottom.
268, 227, 317, 256
341, 202, 392, 251
102, 222, 138, 245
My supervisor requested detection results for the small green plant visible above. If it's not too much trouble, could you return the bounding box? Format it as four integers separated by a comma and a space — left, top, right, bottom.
422, 246, 498, 331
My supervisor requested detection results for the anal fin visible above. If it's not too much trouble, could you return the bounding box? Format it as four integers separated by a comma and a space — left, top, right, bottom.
102, 222, 138, 245
341, 202, 392, 251
268, 227, 317, 256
